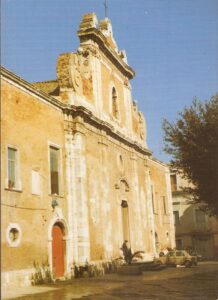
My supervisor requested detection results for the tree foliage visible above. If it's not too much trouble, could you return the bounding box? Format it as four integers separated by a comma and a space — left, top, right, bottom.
163, 94, 218, 216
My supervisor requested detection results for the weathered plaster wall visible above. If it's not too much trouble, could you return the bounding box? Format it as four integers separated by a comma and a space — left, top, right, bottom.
148, 159, 175, 251
1, 79, 67, 277
172, 173, 218, 258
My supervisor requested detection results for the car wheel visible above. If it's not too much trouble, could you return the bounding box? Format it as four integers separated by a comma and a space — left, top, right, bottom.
185, 260, 192, 268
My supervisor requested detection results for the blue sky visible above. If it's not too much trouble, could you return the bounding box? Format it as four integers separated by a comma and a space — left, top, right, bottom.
2, 0, 218, 161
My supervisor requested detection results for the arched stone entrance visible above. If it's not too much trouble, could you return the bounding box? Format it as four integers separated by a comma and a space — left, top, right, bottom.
116, 178, 131, 244
52, 222, 66, 278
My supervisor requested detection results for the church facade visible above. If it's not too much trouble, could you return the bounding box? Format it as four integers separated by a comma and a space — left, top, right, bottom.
1, 13, 175, 287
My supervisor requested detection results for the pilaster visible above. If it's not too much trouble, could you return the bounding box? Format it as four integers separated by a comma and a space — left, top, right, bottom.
165, 166, 176, 249
65, 130, 79, 264
73, 131, 90, 263
144, 165, 156, 255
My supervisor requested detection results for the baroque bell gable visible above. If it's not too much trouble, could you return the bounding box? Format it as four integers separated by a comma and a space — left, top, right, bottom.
55, 13, 147, 146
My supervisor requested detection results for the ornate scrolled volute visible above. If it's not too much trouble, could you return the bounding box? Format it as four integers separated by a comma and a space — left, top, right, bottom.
57, 53, 83, 95
138, 111, 147, 142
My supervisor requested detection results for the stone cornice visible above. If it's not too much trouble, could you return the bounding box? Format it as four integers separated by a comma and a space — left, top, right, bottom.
1, 66, 151, 157
63, 105, 152, 157
1, 66, 64, 109
149, 157, 169, 168
77, 28, 135, 80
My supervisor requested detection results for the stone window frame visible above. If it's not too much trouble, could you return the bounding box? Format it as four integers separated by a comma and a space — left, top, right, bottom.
6, 223, 22, 247
109, 83, 120, 121
6, 144, 22, 191
48, 141, 63, 197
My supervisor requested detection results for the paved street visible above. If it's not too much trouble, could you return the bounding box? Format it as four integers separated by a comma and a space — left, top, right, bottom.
3, 262, 218, 300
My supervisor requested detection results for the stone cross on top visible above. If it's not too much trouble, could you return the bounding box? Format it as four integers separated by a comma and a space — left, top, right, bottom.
104, 0, 108, 18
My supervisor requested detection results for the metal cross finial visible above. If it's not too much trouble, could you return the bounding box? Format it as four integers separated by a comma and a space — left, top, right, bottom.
104, 0, 108, 18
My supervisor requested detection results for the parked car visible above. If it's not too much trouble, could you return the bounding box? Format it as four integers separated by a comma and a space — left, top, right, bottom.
187, 250, 203, 262
160, 250, 197, 267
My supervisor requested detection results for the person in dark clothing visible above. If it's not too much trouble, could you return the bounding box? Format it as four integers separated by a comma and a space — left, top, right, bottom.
121, 240, 132, 264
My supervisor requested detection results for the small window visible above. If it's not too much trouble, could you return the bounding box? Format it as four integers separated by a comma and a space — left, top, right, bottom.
50, 146, 60, 195
112, 87, 119, 118
170, 174, 177, 192
7, 147, 18, 189
6, 223, 22, 247
118, 154, 124, 171
173, 211, 180, 225
9, 228, 19, 242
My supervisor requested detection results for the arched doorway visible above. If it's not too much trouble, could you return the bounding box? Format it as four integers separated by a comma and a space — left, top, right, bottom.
52, 222, 66, 278
155, 232, 159, 253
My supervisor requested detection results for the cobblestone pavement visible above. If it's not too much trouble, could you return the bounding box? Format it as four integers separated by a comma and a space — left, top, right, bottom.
3, 262, 218, 300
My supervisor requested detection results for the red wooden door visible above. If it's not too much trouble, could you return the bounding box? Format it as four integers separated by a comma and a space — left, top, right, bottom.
52, 224, 65, 277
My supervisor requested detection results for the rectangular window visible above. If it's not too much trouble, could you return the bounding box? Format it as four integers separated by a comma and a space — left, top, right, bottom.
8, 147, 17, 189
173, 211, 180, 225
170, 174, 177, 192
162, 196, 167, 214
50, 146, 60, 195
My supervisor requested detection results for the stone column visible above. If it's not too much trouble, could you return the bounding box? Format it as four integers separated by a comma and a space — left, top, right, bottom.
98, 137, 112, 259
65, 124, 79, 267
144, 164, 156, 255
130, 154, 143, 251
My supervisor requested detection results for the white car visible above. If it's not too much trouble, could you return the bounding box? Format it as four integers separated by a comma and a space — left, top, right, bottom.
160, 250, 197, 267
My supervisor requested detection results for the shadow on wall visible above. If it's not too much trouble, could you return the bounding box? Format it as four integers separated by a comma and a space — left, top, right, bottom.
175, 204, 217, 259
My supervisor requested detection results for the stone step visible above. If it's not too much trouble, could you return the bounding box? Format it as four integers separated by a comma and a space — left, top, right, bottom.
117, 261, 166, 275
117, 265, 142, 276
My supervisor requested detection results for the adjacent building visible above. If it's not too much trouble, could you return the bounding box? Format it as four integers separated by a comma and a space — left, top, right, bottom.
171, 172, 218, 259
1, 13, 175, 287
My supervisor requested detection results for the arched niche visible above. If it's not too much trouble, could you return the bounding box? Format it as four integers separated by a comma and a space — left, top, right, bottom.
115, 178, 130, 193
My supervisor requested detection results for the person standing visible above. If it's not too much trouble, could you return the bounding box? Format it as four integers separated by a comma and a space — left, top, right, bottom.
121, 240, 132, 264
